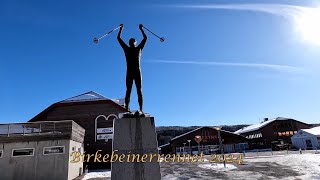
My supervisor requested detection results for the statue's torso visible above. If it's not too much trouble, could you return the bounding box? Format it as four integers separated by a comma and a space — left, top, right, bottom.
124, 47, 142, 74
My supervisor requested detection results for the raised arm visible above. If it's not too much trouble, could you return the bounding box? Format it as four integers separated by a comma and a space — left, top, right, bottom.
117, 24, 128, 49
138, 24, 147, 49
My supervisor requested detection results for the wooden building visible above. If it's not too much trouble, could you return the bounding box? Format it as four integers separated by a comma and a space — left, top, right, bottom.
235, 117, 311, 149
28, 91, 127, 169
160, 127, 249, 155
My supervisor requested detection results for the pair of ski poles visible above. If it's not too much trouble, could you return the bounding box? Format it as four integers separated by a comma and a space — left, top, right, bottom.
93, 24, 165, 44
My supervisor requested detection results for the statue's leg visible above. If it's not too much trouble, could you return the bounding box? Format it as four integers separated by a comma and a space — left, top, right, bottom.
135, 73, 143, 112
125, 75, 133, 111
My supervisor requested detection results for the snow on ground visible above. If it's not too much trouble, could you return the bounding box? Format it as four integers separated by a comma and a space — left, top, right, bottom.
78, 151, 320, 180
198, 163, 237, 171
243, 153, 320, 180
81, 170, 111, 180
161, 151, 320, 180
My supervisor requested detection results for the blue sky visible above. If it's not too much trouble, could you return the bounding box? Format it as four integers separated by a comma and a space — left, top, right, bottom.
1, 0, 320, 126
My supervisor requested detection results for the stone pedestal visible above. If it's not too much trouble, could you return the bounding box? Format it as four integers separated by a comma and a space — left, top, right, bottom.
111, 117, 161, 180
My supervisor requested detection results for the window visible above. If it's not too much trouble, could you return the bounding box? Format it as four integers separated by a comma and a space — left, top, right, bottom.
286, 131, 290, 136
43, 146, 65, 155
282, 132, 286, 136
0, 150, 3, 158
12, 148, 34, 157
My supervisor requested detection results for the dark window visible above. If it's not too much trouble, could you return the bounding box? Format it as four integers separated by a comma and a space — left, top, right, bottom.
12, 148, 34, 157
43, 146, 65, 155
306, 140, 312, 148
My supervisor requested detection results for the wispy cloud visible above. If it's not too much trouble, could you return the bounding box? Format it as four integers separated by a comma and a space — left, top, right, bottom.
147, 59, 304, 73
168, 3, 313, 20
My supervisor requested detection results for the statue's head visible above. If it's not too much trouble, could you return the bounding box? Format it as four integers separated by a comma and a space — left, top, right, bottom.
129, 38, 136, 47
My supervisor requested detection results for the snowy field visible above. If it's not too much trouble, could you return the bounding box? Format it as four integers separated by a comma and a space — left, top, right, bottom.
78, 150, 320, 180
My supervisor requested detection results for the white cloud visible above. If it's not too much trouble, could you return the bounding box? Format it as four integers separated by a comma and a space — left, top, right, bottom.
169, 3, 311, 20
167, 3, 320, 45
147, 59, 304, 73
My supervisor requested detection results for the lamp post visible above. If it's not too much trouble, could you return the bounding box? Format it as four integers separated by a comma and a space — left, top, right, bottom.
183, 143, 186, 153
215, 126, 226, 168
187, 140, 191, 154
194, 136, 202, 154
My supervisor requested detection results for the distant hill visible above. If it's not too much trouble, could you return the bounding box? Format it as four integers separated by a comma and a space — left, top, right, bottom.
156, 123, 320, 146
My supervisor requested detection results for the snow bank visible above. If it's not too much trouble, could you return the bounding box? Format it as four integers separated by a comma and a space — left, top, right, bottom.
81, 170, 111, 180
198, 163, 237, 171
245, 154, 320, 179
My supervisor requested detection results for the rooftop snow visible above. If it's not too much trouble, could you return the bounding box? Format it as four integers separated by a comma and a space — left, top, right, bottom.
170, 127, 203, 141
59, 91, 109, 103
111, 98, 125, 106
234, 117, 299, 134
159, 143, 170, 148
302, 126, 320, 136
170, 127, 237, 141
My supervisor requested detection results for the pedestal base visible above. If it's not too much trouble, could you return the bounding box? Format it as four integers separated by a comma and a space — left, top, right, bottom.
111, 117, 161, 180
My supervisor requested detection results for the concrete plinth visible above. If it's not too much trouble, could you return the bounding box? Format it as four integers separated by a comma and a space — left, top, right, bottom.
111, 117, 161, 180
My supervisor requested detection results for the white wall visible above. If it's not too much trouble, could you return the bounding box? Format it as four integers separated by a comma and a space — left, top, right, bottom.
291, 131, 319, 150
68, 140, 84, 180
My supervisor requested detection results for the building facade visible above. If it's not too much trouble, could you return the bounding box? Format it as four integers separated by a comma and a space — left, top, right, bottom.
0, 121, 85, 180
160, 127, 249, 154
235, 117, 311, 149
28, 91, 127, 169
291, 126, 320, 150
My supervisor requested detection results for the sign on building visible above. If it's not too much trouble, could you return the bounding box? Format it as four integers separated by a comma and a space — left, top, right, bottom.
43, 146, 65, 155
97, 134, 113, 140
97, 127, 113, 134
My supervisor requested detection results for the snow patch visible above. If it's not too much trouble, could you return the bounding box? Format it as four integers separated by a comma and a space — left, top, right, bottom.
198, 163, 237, 171
81, 170, 111, 180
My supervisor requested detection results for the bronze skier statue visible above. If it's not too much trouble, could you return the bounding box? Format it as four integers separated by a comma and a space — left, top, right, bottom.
117, 24, 147, 114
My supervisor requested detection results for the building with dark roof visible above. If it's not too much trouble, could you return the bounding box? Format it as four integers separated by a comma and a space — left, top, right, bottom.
29, 91, 127, 169
235, 117, 311, 149
159, 127, 249, 155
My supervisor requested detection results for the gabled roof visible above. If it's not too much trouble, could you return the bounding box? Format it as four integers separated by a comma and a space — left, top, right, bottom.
111, 98, 125, 106
159, 143, 170, 148
171, 127, 203, 141
59, 91, 109, 103
29, 91, 127, 122
234, 117, 308, 134
170, 126, 246, 142
302, 126, 320, 136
